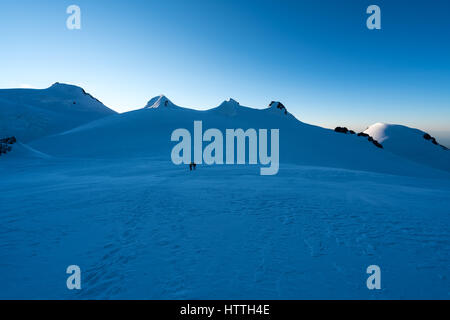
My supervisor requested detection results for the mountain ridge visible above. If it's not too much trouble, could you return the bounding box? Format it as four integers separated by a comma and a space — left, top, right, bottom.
2, 83, 449, 176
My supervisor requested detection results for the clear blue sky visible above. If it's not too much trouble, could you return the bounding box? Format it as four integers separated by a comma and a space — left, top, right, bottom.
1, 0, 449, 140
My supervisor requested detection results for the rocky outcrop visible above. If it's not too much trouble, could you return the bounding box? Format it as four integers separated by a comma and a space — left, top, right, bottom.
334, 127, 383, 149
269, 101, 288, 115
0, 136, 17, 156
0, 136, 17, 144
334, 127, 349, 134
357, 132, 369, 138
423, 133, 448, 150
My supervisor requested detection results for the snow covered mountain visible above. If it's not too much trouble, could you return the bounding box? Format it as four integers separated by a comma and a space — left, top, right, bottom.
364, 123, 450, 172
29, 96, 448, 177
0, 83, 116, 142
2, 87, 450, 299
2, 84, 448, 176
144, 94, 180, 109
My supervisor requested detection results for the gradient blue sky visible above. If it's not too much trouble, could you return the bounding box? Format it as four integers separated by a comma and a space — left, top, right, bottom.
1, 0, 449, 140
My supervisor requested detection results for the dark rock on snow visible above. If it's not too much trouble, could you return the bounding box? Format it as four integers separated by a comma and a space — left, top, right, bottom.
0, 136, 17, 156
335, 128, 383, 149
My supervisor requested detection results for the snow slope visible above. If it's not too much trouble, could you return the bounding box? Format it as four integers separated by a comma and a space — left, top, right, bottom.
364, 123, 450, 172
4, 142, 51, 159
0, 83, 116, 142
1, 158, 449, 299
30, 97, 448, 178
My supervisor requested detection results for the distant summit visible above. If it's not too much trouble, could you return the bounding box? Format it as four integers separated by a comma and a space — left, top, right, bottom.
211, 98, 241, 116
0, 82, 116, 142
268, 101, 289, 115
145, 95, 178, 109
49, 82, 83, 91
49, 82, 107, 105
364, 123, 447, 148
364, 123, 450, 172
211, 99, 294, 119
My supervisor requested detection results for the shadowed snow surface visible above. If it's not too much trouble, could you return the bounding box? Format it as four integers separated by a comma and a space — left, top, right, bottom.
0, 159, 449, 299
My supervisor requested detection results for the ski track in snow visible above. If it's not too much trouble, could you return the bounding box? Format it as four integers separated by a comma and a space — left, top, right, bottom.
0, 159, 449, 299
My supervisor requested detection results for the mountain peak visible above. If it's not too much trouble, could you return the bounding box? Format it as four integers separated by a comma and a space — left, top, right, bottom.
48, 82, 83, 92
145, 95, 176, 109
267, 101, 289, 116
218, 98, 240, 106
227, 98, 240, 105
47, 82, 107, 107
212, 98, 241, 116
365, 122, 448, 150
0, 83, 115, 142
